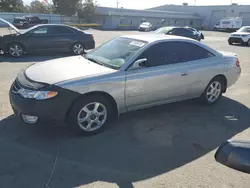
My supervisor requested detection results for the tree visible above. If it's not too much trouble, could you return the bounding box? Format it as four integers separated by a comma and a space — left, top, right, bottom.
77, 0, 95, 22
52, 0, 80, 16
0, 0, 26, 12
27, 0, 51, 14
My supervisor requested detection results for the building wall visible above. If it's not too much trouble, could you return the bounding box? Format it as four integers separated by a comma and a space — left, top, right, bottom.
94, 6, 202, 29
150, 5, 250, 29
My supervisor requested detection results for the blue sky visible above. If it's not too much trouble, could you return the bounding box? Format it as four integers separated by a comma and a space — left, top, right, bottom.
23, 0, 250, 9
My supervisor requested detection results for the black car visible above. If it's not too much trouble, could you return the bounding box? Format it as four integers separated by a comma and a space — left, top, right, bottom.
155, 26, 203, 41
184, 26, 204, 40
0, 19, 95, 57
13, 16, 48, 29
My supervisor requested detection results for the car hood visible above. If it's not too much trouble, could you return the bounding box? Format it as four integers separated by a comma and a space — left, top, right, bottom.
231, 32, 250, 35
25, 56, 116, 85
0, 18, 20, 34
140, 25, 150, 28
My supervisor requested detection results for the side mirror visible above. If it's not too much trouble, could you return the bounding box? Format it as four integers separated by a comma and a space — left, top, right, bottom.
132, 58, 147, 69
215, 140, 250, 174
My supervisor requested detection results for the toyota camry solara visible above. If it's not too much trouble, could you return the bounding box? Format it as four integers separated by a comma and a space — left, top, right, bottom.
9, 34, 241, 135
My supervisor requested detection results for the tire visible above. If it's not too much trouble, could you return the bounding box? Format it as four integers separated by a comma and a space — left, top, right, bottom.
67, 95, 116, 135
247, 39, 250, 47
200, 77, 224, 105
8, 43, 24, 58
228, 40, 233, 45
72, 42, 85, 55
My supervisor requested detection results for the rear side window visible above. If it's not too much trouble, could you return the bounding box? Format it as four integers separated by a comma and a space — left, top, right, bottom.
48, 26, 74, 34
172, 28, 192, 35
173, 42, 215, 62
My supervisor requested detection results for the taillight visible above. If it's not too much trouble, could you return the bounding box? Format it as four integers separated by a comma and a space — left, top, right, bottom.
90, 34, 94, 39
236, 59, 240, 68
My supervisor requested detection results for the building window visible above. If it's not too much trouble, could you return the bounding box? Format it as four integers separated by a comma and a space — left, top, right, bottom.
190, 20, 193, 25
175, 20, 178, 24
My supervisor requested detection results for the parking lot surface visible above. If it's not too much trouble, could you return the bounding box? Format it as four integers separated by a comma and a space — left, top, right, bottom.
1, 30, 250, 188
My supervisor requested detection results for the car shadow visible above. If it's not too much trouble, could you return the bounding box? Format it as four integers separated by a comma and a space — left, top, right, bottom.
0, 52, 77, 63
232, 44, 249, 48
0, 97, 249, 187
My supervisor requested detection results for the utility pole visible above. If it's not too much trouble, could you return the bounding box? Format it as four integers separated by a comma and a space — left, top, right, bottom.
116, 0, 119, 8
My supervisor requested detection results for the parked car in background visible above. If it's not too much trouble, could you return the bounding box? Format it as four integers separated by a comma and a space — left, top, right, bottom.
184, 26, 204, 40
214, 17, 242, 32
155, 26, 203, 41
228, 26, 250, 46
13, 16, 48, 29
138, 22, 153, 31
0, 18, 95, 57
9, 34, 241, 135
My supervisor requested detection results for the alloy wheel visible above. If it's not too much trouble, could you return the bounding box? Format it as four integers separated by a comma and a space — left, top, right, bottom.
73, 44, 84, 55
9, 44, 23, 57
206, 81, 222, 103
77, 102, 107, 132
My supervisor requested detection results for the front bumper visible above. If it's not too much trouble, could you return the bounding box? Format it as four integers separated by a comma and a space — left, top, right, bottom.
9, 80, 80, 125
228, 37, 244, 44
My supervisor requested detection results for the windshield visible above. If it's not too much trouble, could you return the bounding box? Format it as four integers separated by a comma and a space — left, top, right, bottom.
0, 18, 20, 35
155, 27, 173, 34
86, 37, 147, 70
141, 22, 150, 26
238, 26, 250, 33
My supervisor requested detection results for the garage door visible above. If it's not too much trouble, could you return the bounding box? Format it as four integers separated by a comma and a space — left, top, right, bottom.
239, 12, 250, 26
208, 10, 226, 29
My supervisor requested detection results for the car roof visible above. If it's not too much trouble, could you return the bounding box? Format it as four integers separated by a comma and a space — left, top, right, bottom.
121, 34, 195, 43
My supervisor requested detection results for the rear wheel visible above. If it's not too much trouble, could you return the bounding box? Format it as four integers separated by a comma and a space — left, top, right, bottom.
72, 42, 85, 55
200, 77, 224, 104
8, 43, 24, 57
67, 95, 115, 135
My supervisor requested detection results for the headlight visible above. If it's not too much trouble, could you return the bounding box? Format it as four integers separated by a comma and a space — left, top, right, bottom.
241, 35, 249, 37
19, 89, 58, 100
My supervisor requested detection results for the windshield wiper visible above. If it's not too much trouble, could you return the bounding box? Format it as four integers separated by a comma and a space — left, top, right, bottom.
85, 57, 104, 66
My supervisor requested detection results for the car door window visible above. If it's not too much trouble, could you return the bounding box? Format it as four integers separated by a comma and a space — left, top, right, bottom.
136, 41, 214, 68
30, 27, 48, 35
136, 42, 181, 67
47, 26, 74, 35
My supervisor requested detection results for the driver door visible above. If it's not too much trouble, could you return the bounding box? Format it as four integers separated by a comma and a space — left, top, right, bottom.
24, 26, 54, 51
125, 42, 188, 111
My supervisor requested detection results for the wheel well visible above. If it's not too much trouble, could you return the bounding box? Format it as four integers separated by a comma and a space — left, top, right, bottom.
66, 91, 119, 122
7, 42, 26, 51
213, 75, 227, 93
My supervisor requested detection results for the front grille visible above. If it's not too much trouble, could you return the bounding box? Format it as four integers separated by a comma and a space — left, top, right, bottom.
12, 80, 22, 94
229, 37, 242, 43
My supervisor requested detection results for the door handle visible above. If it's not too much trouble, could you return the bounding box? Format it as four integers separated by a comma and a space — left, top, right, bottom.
181, 72, 188, 76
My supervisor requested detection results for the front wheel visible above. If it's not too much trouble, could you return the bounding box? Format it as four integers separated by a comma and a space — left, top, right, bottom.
247, 39, 250, 46
200, 78, 224, 104
8, 43, 24, 57
72, 42, 85, 55
67, 95, 115, 135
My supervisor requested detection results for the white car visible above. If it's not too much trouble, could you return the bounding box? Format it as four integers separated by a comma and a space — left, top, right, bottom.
228, 26, 250, 46
138, 22, 152, 32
